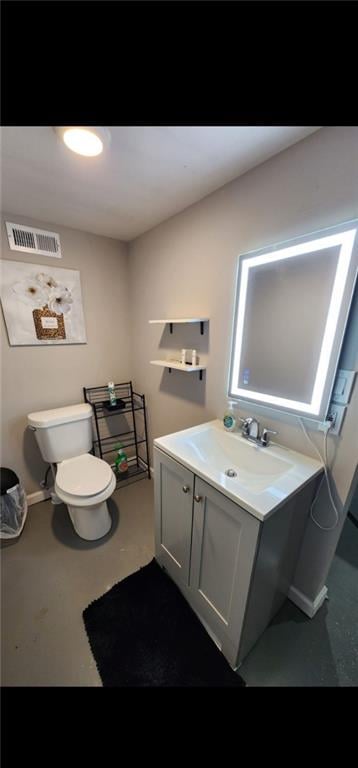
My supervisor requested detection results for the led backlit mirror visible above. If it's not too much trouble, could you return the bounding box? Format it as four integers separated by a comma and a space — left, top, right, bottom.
229, 220, 358, 421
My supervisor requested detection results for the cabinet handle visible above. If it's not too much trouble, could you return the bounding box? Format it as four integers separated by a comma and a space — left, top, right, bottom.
182, 485, 190, 494
194, 494, 202, 503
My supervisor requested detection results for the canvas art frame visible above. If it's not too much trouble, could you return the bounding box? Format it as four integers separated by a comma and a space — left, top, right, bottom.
0, 260, 87, 346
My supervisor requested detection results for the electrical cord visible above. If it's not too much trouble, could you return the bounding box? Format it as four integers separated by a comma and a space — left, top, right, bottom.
298, 417, 340, 531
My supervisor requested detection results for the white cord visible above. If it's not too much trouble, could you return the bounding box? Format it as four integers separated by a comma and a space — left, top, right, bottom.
298, 417, 340, 531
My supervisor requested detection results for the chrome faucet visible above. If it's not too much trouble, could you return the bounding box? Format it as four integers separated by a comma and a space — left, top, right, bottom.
241, 417, 260, 441
240, 417, 277, 447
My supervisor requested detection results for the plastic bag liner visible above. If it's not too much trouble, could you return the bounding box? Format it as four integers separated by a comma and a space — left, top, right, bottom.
0, 481, 28, 540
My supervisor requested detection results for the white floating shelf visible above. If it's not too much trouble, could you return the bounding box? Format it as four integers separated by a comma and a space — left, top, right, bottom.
150, 360, 206, 372
149, 318, 209, 334
149, 318, 209, 324
150, 360, 206, 379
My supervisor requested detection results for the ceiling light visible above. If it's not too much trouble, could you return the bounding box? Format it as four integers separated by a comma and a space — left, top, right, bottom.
54, 127, 110, 157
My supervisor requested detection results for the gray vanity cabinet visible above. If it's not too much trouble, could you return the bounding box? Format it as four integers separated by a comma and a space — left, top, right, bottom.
154, 447, 260, 667
154, 446, 314, 669
154, 447, 194, 587
189, 477, 260, 666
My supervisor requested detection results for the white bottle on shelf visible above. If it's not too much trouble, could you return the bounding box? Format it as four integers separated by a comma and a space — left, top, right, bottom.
108, 381, 117, 407
191, 349, 197, 366
181, 349, 186, 365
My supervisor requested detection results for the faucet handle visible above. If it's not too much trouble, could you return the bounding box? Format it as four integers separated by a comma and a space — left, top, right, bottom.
261, 428, 278, 446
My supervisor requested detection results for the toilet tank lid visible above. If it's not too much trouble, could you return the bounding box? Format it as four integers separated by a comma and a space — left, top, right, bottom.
27, 403, 92, 428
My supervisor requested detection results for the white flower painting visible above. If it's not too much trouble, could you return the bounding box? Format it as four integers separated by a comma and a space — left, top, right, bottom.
0, 261, 87, 345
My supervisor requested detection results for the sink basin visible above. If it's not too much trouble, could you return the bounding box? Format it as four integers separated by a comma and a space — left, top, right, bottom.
154, 419, 323, 520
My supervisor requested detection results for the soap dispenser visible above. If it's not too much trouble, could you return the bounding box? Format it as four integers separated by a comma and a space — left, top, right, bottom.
223, 400, 237, 432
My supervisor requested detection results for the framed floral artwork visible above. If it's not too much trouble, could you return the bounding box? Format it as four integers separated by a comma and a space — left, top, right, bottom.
0, 260, 87, 345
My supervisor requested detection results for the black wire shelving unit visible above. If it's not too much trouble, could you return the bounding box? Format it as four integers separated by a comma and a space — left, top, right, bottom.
83, 381, 151, 489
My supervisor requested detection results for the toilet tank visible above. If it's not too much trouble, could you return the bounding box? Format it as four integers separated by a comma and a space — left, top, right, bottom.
27, 404, 93, 463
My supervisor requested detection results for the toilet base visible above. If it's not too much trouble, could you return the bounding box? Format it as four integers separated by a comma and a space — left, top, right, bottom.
67, 500, 112, 540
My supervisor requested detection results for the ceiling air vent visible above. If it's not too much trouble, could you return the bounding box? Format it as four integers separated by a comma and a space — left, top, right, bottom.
5, 222, 62, 258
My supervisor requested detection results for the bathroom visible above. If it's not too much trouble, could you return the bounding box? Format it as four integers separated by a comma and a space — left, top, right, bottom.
1, 126, 357, 687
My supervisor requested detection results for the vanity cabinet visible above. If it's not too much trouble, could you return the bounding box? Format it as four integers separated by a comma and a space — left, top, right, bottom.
154, 447, 194, 587
189, 476, 260, 665
154, 446, 315, 669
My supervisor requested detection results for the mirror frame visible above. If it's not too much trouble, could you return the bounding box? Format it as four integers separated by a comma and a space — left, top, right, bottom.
228, 219, 358, 421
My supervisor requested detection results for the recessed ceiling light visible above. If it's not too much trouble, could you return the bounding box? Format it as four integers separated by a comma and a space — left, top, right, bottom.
54, 127, 110, 157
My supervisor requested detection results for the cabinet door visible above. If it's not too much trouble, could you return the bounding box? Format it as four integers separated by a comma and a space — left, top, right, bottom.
190, 477, 260, 667
154, 448, 194, 587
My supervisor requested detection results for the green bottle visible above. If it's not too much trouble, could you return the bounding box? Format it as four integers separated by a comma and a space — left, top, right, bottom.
114, 443, 128, 474
223, 400, 237, 432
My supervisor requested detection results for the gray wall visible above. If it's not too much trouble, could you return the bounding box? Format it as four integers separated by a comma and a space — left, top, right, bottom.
128, 126, 358, 604
0, 213, 131, 494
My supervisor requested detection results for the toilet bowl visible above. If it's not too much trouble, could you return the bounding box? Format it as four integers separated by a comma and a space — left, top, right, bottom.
55, 453, 116, 540
27, 403, 117, 542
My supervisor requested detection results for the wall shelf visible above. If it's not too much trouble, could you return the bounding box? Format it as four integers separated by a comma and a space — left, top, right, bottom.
149, 318, 209, 334
150, 360, 206, 380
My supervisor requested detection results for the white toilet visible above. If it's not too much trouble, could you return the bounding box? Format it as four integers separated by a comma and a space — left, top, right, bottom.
27, 404, 116, 540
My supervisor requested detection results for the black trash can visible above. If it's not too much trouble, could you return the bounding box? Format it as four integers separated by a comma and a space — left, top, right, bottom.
0, 467, 28, 539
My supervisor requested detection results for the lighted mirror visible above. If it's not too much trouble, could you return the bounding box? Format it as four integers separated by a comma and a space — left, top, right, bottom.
228, 220, 358, 421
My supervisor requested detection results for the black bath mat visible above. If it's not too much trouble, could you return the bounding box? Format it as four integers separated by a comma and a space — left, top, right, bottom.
83, 559, 245, 687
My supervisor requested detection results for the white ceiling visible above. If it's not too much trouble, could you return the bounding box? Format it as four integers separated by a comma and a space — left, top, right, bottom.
1, 126, 320, 241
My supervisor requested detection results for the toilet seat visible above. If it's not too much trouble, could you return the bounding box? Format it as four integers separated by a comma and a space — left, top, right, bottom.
55, 471, 116, 510
56, 453, 113, 497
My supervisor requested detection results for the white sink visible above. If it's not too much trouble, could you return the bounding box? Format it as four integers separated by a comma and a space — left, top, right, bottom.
154, 419, 323, 520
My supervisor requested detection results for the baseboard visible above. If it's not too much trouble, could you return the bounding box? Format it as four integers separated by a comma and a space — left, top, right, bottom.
288, 584, 328, 618
27, 489, 51, 506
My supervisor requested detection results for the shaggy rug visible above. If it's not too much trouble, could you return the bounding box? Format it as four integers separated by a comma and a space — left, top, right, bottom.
83, 559, 245, 687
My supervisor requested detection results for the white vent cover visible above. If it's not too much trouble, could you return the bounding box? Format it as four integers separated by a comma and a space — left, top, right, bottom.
6, 222, 62, 258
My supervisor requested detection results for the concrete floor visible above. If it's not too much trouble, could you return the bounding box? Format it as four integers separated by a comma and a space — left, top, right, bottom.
1, 479, 357, 686
240, 514, 358, 686
1, 479, 154, 686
